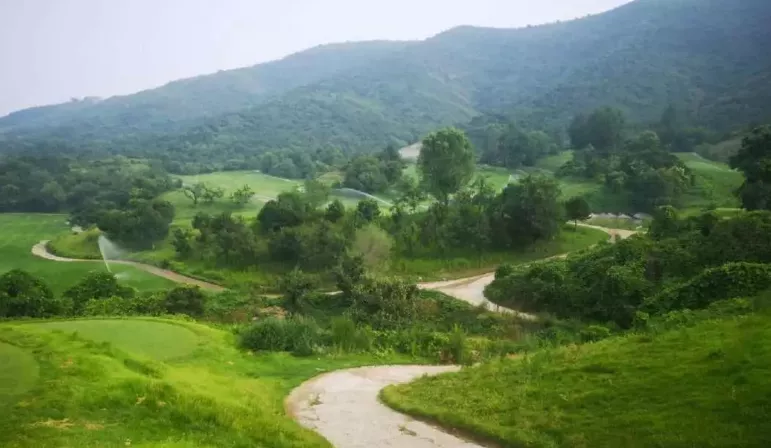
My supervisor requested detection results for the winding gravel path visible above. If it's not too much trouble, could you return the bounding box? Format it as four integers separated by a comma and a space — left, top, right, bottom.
420, 224, 637, 314
31, 240, 225, 291
286, 365, 481, 448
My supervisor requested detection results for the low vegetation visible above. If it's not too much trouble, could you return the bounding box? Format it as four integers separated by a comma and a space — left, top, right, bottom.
383, 296, 771, 447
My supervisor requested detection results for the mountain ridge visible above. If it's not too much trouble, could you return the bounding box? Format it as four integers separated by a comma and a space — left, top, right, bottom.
1, 0, 770, 165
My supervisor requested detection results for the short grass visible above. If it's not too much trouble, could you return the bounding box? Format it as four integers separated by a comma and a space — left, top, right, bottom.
0, 214, 175, 294
26, 320, 200, 361
388, 225, 608, 281
0, 317, 415, 447
0, 341, 39, 406
383, 311, 771, 447
677, 152, 743, 210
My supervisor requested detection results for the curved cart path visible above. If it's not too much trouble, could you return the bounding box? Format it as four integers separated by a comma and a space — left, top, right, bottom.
31, 240, 225, 292
286, 365, 482, 448
420, 224, 637, 314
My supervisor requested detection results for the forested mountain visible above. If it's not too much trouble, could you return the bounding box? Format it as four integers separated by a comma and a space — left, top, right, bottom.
1, 0, 769, 166
0, 41, 408, 136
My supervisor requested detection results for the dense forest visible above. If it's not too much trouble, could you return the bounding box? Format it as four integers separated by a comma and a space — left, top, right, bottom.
1, 0, 769, 172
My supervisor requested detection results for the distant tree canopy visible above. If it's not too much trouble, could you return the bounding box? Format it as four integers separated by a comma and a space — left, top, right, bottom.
730, 125, 771, 211
418, 128, 476, 204
560, 107, 692, 211
342, 145, 406, 194
4, 0, 768, 169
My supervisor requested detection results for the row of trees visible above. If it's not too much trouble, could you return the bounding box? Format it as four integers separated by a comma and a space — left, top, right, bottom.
0, 270, 206, 319
170, 127, 569, 277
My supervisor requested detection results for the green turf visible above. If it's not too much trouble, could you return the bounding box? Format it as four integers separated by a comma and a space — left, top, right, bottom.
676, 152, 743, 210
0, 318, 415, 447
388, 225, 608, 281
0, 214, 175, 294
27, 320, 200, 361
0, 341, 39, 406
383, 311, 771, 447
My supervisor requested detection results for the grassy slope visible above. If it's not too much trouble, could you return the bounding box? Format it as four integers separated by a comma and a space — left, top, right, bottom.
0, 214, 174, 294
383, 311, 771, 447
0, 317, 414, 447
0, 341, 39, 405
676, 152, 743, 211
389, 225, 608, 281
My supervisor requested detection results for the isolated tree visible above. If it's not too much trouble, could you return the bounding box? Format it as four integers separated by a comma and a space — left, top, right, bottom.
230, 184, 255, 206
355, 199, 381, 223
182, 182, 207, 206
565, 196, 591, 229
257, 191, 312, 233
378, 144, 406, 185
418, 127, 476, 204
325, 199, 346, 223
201, 185, 224, 204
730, 125, 771, 211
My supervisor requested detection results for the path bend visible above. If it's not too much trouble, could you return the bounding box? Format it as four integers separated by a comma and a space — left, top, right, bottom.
286, 365, 481, 448
31, 240, 225, 292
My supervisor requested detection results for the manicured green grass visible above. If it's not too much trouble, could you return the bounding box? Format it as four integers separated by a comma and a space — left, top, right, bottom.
0, 341, 39, 406
677, 152, 743, 209
0, 214, 175, 294
0, 318, 414, 447
383, 311, 771, 447
26, 320, 200, 361
388, 225, 608, 281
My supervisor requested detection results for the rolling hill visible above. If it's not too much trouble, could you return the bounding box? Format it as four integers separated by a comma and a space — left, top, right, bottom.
1, 0, 770, 165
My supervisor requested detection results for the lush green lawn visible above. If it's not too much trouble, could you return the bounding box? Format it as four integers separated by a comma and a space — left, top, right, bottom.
26, 320, 200, 361
0, 341, 39, 406
0, 318, 413, 447
383, 311, 771, 447
0, 214, 175, 295
676, 152, 743, 210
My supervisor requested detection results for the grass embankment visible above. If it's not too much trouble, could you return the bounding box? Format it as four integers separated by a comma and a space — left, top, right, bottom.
383, 307, 771, 447
676, 152, 743, 211
0, 317, 413, 447
390, 225, 608, 281
0, 214, 173, 294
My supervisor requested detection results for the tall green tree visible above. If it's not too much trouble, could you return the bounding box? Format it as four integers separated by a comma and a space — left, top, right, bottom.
730, 125, 771, 211
418, 128, 476, 205
565, 196, 591, 228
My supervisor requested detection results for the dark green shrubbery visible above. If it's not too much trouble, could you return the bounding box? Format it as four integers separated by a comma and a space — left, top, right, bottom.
64, 271, 136, 314
643, 263, 771, 315
0, 269, 66, 318
238, 316, 321, 356
487, 211, 771, 327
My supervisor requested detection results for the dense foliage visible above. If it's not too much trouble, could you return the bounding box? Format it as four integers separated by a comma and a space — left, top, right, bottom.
486, 210, 771, 327
2, 0, 769, 167
730, 125, 771, 210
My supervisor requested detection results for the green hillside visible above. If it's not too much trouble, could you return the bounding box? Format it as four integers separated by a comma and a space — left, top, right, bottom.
1, 0, 769, 164
383, 304, 771, 447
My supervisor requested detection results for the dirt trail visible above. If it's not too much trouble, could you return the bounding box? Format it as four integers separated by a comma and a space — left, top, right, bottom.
419, 224, 637, 315
286, 365, 482, 448
31, 240, 225, 292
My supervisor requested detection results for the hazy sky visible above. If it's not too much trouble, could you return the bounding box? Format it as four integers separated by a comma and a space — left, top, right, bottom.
0, 0, 631, 116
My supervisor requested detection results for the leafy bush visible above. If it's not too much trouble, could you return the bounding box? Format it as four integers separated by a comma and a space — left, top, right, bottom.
64, 271, 135, 314
82, 293, 168, 317
238, 316, 322, 356
643, 262, 771, 315
0, 269, 66, 318
164, 286, 206, 316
